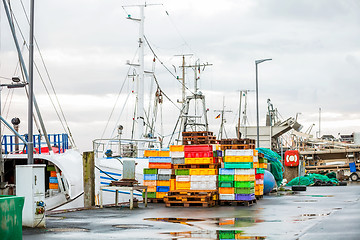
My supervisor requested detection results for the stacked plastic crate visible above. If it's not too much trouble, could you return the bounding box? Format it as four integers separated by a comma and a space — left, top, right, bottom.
143, 150, 173, 201
254, 154, 268, 198
218, 149, 257, 203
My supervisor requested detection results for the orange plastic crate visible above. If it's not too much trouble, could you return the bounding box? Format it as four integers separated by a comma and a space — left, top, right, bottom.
170, 145, 184, 152
158, 151, 170, 157
219, 187, 234, 194
259, 163, 268, 169
189, 168, 217, 175
176, 181, 191, 190
170, 179, 176, 191
50, 171, 57, 177
157, 180, 170, 186
144, 150, 159, 157
149, 162, 172, 169
49, 183, 58, 189
156, 192, 168, 199
234, 175, 255, 181
147, 186, 156, 192
253, 162, 259, 168
255, 189, 263, 195
143, 180, 157, 187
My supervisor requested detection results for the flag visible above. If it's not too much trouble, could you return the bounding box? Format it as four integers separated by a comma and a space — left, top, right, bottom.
215, 114, 221, 119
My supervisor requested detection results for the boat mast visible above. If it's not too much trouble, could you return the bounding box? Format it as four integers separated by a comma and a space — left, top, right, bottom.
28, 0, 35, 164
137, 5, 145, 143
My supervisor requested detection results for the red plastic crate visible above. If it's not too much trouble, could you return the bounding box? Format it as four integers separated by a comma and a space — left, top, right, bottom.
184, 145, 212, 152
255, 173, 264, 179
184, 151, 213, 158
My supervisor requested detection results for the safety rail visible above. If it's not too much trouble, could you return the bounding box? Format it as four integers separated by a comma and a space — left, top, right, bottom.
2, 133, 69, 154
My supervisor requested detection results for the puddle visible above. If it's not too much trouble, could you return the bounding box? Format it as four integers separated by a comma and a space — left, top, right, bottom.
46, 216, 66, 220
163, 230, 266, 239
113, 224, 152, 229
144, 218, 205, 227
47, 228, 89, 232
304, 195, 334, 197
293, 212, 330, 222
293, 200, 318, 202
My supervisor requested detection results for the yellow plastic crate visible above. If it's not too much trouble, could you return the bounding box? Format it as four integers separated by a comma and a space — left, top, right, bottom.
189, 168, 218, 175
176, 181, 191, 190
157, 180, 170, 186
255, 189, 263, 195
158, 151, 170, 157
156, 192, 168, 199
185, 157, 213, 164
259, 163, 268, 169
253, 162, 259, 168
224, 156, 253, 162
170, 145, 184, 152
234, 174, 255, 181
144, 150, 159, 157
255, 184, 264, 190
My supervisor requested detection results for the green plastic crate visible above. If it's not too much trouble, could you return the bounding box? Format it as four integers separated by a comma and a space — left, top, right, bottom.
218, 181, 234, 188
0, 195, 24, 240
143, 168, 158, 174
258, 157, 268, 163
218, 174, 234, 182
256, 168, 265, 174
143, 192, 157, 198
234, 187, 255, 194
218, 230, 235, 239
234, 181, 254, 188
224, 162, 253, 169
175, 169, 190, 175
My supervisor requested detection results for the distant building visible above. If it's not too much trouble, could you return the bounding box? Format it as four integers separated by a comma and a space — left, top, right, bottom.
340, 134, 353, 143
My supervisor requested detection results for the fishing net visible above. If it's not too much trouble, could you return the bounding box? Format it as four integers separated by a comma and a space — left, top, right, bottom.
287, 173, 339, 186
256, 148, 283, 186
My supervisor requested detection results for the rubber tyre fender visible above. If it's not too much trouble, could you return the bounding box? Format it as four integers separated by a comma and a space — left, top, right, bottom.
292, 185, 307, 191
350, 173, 359, 182
338, 181, 347, 186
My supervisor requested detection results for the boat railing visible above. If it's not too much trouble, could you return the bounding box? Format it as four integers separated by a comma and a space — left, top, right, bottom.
2, 133, 69, 154
93, 138, 161, 159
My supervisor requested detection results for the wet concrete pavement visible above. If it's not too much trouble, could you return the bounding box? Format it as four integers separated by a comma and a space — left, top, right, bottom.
23, 182, 360, 239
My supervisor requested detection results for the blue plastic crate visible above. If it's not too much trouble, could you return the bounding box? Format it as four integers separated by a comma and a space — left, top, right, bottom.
49, 177, 58, 184
144, 174, 157, 180
149, 157, 172, 163
219, 168, 235, 175
349, 162, 356, 172
156, 186, 170, 192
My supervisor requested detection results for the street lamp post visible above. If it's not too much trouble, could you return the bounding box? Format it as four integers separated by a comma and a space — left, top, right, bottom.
255, 58, 272, 148
0, 78, 28, 184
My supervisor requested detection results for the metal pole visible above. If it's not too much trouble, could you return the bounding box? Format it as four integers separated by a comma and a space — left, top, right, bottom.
28, 0, 35, 164
255, 63, 259, 148
137, 5, 145, 141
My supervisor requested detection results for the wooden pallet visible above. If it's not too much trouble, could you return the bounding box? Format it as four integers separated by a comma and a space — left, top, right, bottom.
173, 163, 219, 169
220, 144, 255, 150
147, 198, 165, 203
219, 138, 255, 145
255, 195, 263, 200
167, 190, 217, 197
165, 200, 216, 208
219, 199, 256, 206
182, 131, 214, 137
183, 136, 218, 145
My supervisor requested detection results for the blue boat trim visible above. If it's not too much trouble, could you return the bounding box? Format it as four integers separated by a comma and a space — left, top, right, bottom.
100, 176, 119, 181
100, 170, 122, 177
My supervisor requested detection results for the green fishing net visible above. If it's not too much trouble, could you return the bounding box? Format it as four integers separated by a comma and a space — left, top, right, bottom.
256, 148, 283, 186
287, 173, 339, 186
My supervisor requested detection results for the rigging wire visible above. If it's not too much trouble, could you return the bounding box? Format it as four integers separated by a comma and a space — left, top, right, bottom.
143, 35, 195, 96
18, 0, 76, 147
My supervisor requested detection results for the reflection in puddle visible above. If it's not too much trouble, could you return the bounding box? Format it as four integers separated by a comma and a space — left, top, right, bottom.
294, 212, 330, 222
113, 224, 152, 229
144, 218, 205, 227
304, 195, 334, 197
164, 230, 266, 239
47, 228, 89, 232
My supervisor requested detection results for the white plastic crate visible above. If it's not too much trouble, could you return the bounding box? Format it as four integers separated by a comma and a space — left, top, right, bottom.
253, 156, 258, 162
235, 168, 255, 175
170, 151, 184, 158
190, 175, 217, 182
158, 169, 172, 175
190, 181, 217, 190
219, 194, 235, 200
176, 175, 191, 182
256, 179, 264, 185
225, 149, 255, 156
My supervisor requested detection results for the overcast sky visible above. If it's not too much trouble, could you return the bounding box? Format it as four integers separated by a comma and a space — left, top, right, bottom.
1, 0, 360, 151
